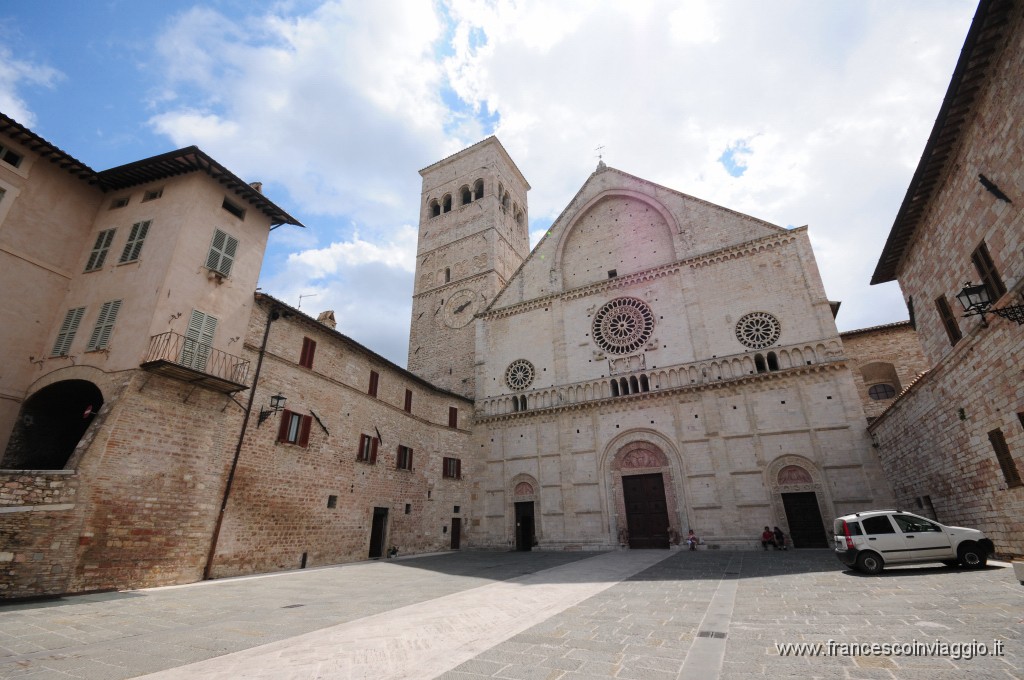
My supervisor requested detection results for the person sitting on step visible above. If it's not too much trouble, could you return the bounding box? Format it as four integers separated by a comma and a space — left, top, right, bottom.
761, 526, 777, 550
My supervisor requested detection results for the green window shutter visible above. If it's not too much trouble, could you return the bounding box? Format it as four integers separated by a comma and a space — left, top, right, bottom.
206, 229, 238, 276
85, 229, 116, 272
119, 221, 150, 263
182, 309, 218, 370
51, 307, 86, 356
87, 299, 122, 351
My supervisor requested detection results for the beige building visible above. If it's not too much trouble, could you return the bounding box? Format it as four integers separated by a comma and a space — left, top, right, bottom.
869, 0, 1024, 554
410, 141, 896, 551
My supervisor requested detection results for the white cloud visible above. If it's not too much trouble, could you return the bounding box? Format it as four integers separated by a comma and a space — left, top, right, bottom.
0, 46, 62, 127
287, 226, 417, 278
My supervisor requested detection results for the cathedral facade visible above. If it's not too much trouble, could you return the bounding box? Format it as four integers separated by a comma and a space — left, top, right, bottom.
410, 139, 895, 551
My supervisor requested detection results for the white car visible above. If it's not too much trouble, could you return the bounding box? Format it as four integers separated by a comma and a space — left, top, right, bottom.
834, 510, 994, 575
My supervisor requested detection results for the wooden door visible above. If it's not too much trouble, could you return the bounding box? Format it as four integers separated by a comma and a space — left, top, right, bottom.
451, 518, 461, 549
368, 507, 388, 558
781, 492, 828, 548
622, 474, 670, 549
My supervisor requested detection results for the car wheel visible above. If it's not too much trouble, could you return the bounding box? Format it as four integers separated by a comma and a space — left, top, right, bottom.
856, 551, 884, 575
958, 543, 987, 569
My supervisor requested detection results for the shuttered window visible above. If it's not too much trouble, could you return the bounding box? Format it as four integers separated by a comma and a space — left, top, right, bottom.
368, 370, 379, 397
299, 337, 316, 369
357, 434, 378, 464
971, 241, 1007, 301
119, 220, 151, 263
404, 389, 412, 413
988, 428, 1021, 488
448, 406, 458, 428
85, 229, 116, 272
396, 445, 413, 470
87, 299, 122, 351
442, 457, 462, 479
182, 309, 218, 371
934, 295, 961, 346
277, 410, 312, 447
51, 307, 86, 356
206, 229, 239, 277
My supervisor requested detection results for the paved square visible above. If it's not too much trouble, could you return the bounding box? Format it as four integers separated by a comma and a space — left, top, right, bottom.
0, 550, 1020, 679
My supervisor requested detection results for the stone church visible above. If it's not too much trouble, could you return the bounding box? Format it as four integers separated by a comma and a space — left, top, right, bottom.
408, 139, 895, 551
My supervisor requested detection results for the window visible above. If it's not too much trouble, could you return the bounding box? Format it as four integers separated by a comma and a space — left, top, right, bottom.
430, 199, 440, 217
222, 197, 246, 220
142, 188, 163, 202
119, 220, 151, 263
861, 516, 896, 534
448, 407, 458, 428
327, 495, 338, 509
110, 197, 129, 210
277, 410, 312, 447
368, 370, 379, 397
988, 428, 1021, 488
86, 299, 122, 351
444, 267, 451, 283
0, 144, 23, 168
299, 337, 316, 369
935, 295, 962, 346
206, 229, 239, 277
473, 179, 483, 200
51, 307, 85, 356
892, 514, 942, 533
868, 383, 897, 400
182, 309, 218, 371
357, 433, 378, 464
442, 194, 452, 213
461, 186, 472, 205
396, 445, 413, 470
442, 457, 462, 479
404, 389, 412, 413
971, 241, 1007, 301
84, 229, 116, 272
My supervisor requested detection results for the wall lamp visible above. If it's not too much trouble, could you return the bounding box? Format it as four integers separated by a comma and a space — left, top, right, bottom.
257, 393, 287, 427
956, 282, 1024, 325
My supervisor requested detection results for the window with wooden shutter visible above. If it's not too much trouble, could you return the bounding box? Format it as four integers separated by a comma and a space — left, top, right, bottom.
299, 337, 316, 369
357, 434, 378, 463
206, 229, 239, 277
182, 309, 218, 371
448, 407, 458, 428
277, 409, 293, 442
51, 307, 85, 356
971, 241, 1007, 301
277, 410, 312, 447
934, 295, 961, 346
119, 220, 151, 263
87, 299, 122, 351
988, 428, 1021, 488
368, 370, 379, 397
397, 445, 413, 470
443, 457, 461, 479
404, 389, 412, 413
85, 229, 116, 272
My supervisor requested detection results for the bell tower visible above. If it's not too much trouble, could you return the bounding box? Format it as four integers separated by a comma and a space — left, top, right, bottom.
407, 138, 530, 397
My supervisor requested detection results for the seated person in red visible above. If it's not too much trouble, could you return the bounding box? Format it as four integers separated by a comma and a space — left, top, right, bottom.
761, 526, 777, 550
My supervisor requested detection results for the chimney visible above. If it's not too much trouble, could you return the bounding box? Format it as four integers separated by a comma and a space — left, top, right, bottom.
317, 310, 337, 329
249, 181, 263, 194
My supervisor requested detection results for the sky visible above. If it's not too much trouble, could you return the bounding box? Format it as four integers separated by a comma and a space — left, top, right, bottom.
0, 0, 978, 367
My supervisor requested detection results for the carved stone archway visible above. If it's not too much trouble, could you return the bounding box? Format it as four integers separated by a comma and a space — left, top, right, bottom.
507, 473, 539, 548
609, 441, 682, 547
765, 455, 834, 542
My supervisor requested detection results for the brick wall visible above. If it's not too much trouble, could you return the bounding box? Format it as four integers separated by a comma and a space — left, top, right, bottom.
841, 322, 928, 420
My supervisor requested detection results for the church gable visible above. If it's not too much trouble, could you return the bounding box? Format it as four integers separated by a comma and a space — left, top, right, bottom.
491, 166, 786, 309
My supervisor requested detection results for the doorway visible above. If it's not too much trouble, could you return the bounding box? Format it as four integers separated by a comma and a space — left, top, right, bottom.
622, 473, 670, 549
368, 507, 388, 558
781, 492, 828, 548
451, 518, 461, 549
514, 501, 534, 551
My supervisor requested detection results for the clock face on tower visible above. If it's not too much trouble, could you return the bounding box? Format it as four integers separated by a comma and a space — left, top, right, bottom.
443, 289, 482, 328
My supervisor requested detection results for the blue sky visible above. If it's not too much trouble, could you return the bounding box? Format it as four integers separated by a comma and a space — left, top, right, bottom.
0, 0, 977, 366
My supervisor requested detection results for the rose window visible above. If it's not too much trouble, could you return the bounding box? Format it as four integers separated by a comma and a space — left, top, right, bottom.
505, 359, 535, 391
735, 312, 781, 349
592, 297, 655, 355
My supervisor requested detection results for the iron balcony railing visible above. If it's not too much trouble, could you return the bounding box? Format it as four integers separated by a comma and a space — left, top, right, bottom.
142, 331, 250, 392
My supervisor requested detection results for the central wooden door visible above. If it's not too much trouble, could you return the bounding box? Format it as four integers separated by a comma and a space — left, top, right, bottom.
514, 501, 535, 551
622, 473, 670, 549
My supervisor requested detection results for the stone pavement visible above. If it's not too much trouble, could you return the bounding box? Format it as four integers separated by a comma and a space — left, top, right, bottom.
0, 549, 1020, 679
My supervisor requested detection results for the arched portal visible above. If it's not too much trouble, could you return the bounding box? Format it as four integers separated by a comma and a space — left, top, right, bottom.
2, 379, 104, 469
611, 442, 676, 549
766, 456, 833, 548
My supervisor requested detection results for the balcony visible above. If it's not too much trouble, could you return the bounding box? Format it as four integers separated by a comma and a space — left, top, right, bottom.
140, 332, 250, 393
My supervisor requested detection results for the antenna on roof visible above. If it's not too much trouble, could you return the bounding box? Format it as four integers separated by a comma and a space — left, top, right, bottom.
298, 293, 317, 310
595, 144, 607, 171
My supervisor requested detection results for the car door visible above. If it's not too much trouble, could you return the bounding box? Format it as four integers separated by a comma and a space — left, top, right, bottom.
859, 514, 908, 562
891, 513, 953, 561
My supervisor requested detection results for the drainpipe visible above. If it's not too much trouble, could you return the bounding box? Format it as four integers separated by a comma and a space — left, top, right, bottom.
203, 302, 283, 580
